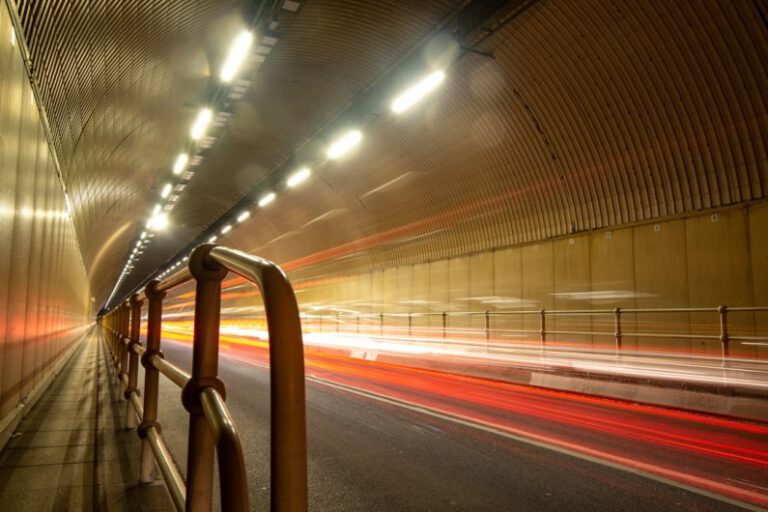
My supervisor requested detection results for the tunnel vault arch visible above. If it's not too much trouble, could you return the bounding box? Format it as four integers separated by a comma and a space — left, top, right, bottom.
11, 0, 768, 306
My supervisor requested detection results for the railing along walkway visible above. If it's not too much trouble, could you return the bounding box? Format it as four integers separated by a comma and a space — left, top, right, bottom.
101, 245, 307, 512
303, 306, 768, 362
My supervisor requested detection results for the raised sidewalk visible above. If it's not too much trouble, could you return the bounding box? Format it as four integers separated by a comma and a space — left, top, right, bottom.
0, 329, 172, 511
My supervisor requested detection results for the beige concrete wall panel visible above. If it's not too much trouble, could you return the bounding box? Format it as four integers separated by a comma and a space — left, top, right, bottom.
521, 243, 554, 338
492, 248, 523, 342
590, 229, 637, 350
633, 220, 690, 353
748, 203, 768, 358
685, 210, 753, 356
552, 237, 592, 347
447, 257, 469, 335
428, 260, 449, 335
395, 265, 413, 316
469, 252, 494, 333
381, 268, 400, 333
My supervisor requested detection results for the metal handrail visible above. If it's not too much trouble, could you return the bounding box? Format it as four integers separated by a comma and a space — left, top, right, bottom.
99, 244, 307, 512
208, 245, 307, 511
304, 304, 768, 362
151, 355, 191, 388
200, 387, 249, 512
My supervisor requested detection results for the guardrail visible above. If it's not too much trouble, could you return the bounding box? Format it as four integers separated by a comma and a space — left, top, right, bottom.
302, 306, 768, 362
100, 244, 307, 512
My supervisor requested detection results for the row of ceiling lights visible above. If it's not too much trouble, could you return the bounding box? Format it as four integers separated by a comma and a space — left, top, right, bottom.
155, 66, 447, 281
108, 27, 263, 302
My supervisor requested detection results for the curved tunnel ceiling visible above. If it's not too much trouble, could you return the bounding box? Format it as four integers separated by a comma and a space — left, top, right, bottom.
14, 0, 768, 306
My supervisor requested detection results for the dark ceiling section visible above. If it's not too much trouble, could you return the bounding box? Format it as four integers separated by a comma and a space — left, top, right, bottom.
215, 0, 767, 284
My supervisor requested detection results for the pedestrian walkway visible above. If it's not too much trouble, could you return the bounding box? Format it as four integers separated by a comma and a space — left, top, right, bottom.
0, 328, 172, 511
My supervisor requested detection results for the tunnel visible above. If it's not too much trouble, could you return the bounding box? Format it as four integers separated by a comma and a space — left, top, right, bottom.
0, 0, 766, 510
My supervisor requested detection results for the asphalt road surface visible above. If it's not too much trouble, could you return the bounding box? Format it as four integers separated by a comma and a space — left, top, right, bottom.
153, 340, 768, 511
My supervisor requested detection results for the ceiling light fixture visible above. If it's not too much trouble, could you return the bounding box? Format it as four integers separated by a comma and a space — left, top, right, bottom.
326, 129, 362, 160
221, 31, 254, 82
258, 192, 276, 207
161, 183, 172, 198
173, 153, 189, 175
221, 224, 232, 234
236, 210, 251, 222
147, 212, 169, 231
391, 69, 445, 114
208, 235, 218, 243
191, 108, 213, 140
287, 167, 311, 187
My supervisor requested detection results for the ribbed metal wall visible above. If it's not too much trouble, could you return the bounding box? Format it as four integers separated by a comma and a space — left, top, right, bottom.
220, 0, 767, 283
13, 0, 466, 304
12, 0, 245, 303
0, 2, 90, 418
12, 0, 768, 303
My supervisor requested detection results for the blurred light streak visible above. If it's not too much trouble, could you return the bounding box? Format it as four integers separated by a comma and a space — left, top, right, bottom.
159, 329, 768, 508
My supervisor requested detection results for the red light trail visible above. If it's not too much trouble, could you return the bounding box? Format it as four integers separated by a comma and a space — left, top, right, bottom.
159, 324, 768, 509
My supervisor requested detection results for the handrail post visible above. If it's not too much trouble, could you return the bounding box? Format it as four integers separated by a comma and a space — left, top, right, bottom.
408, 312, 412, 338
718, 305, 729, 363
125, 294, 143, 428
207, 244, 307, 512
442, 311, 447, 339
138, 280, 166, 484
485, 310, 490, 343
614, 307, 622, 355
119, 301, 130, 397
182, 246, 228, 512
539, 309, 546, 348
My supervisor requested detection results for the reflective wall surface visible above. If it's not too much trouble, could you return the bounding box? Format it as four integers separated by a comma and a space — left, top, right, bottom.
0, 3, 90, 418
175, 204, 766, 360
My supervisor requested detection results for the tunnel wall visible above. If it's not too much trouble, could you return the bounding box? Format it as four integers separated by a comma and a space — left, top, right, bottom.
0, 4, 91, 421
290, 202, 767, 359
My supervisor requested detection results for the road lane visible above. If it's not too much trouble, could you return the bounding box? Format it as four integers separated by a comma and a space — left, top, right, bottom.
154, 340, 766, 511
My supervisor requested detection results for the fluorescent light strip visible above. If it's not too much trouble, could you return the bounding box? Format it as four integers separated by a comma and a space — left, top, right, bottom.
236, 210, 251, 222
147, 212, 169, 231
221, 224, 232, 234
221, 31, 254, 82
191, 108, 213, 140
258, 192, 276, 207
391, 69, 446, 114
173, 153, 189, 175
326, 129, 362, 160
287, 167, 311, 187
161, 183, 172, 198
